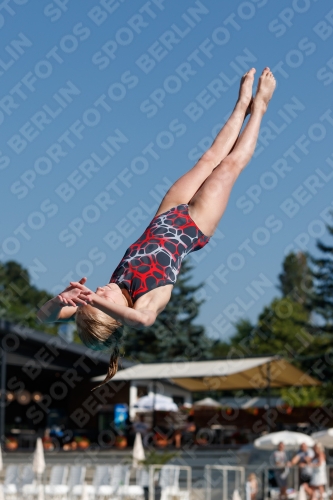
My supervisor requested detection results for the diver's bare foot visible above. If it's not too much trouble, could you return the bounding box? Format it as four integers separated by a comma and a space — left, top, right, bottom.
253, 67, 276, 112
238, 68, 256, 110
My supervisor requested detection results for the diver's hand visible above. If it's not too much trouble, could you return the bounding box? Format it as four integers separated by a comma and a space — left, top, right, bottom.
56, 277, 91, 306
68, 280, 98, 305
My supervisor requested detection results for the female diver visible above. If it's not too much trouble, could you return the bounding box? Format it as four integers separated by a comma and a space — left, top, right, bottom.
38, 67, 276, 388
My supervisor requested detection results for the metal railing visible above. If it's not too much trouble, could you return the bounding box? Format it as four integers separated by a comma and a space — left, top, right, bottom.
1, 462, 333, 500
205, 466, 245, 500
148, 464, 192, 500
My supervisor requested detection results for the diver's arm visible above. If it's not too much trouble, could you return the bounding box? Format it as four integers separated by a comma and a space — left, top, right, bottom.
37, 297, 77, 323
37, 277, 90, 323
71, 283, 157, 328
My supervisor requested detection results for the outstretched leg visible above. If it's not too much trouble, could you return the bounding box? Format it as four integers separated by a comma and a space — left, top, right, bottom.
156, 68, 256, 216
189, 67, 276, 236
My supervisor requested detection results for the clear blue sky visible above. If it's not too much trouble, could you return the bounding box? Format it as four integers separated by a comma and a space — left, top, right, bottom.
2, 0, 333, 341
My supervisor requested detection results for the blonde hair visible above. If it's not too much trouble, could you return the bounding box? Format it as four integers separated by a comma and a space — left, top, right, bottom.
76, 305, 123, 391
314, 442, 324, 453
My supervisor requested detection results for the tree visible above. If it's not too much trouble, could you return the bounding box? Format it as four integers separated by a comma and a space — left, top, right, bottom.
229, 319, 255, 354
0, 260, 56, 332
299, 217, 333, 399
275, 250, 333, 398
223, 297, 328, 404
224, 252, 317, 360
123, 260, 212, 363
249, 297, 314, 359
224, 298, 313, 360
309, 220, 333, 332
278, 252, 312, 306
219, 249, 327, 404
206, 243, 333, 405
280, 385, 324, 408
210, 339, 230, 358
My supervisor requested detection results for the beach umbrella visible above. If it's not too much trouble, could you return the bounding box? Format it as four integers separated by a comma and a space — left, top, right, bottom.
33, 438, 46, 476
134, 394, 178, 412
37, 484, 44, 500
299, 485, 307, 500
0, 445, 3, 500
254, 431, 314, 450
194, 397, 221, 407
133, 432, 145, 468
311, 428, 333, 449
81, 484, 89, 500
233, 489, 242, 500
33, 439, 45, 500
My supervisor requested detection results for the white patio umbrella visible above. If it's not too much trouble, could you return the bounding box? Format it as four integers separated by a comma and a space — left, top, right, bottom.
311, 428, 333, 449
33, 438, 46, 475
132, 432, 145, 468
193, 397, 221, 407
0, 445, 3, 500
254, 431, 314, 450
33, 438, 45, 500
233, 489, 242, 500
81, 484, 89, 500
134, 394, 178, 412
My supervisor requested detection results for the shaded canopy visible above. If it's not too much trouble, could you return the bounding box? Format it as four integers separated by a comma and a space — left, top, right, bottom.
92, 356, 320, 391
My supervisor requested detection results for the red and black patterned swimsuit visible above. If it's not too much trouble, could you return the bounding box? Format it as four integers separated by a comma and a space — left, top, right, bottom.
110, 204, 210, 303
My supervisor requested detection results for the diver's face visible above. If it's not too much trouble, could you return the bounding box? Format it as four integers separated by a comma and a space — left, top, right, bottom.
95, 284, 127, 306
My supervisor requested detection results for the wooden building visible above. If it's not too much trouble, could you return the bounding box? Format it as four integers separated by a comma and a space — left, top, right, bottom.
0, 320, 132, 447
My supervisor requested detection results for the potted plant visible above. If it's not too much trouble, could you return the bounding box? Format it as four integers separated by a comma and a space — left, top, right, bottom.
115, 434, 128, 448
195, 436, 208, 446
139, 450, 178, 500
42, 436, 55, 451
154, 432, 169, 448
5, 436, 18, 451
75, 436, 90, 450
62, 440, 77, 451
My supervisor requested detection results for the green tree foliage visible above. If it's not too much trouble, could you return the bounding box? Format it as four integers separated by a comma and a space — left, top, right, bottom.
301, 218, 333, 399
310, 220, 333, 331
228, 318, 254, 355
209, 340, 230, 358
274, 252, 332, 396
0, 260, 56, 332
225, 299, 314, 362
212, 253, 314, 359
273, 238, 333, 353
280, 385, 324, 408
209, 251, 328, 405
278, 252, 312, 306
248, 297, 312, 359
123, 260, 212, 363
